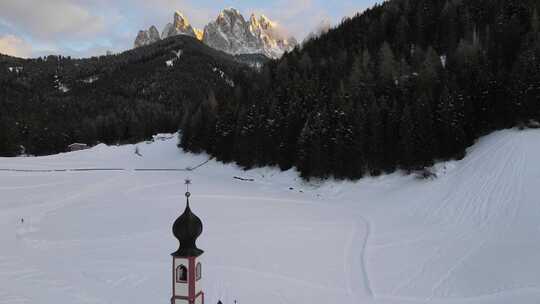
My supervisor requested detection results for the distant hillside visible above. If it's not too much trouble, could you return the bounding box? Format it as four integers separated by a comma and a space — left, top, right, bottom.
0, 36, 254, 155
179, 0, 540, 179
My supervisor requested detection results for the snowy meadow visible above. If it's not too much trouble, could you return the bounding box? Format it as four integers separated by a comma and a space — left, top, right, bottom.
1, 130, 540, 304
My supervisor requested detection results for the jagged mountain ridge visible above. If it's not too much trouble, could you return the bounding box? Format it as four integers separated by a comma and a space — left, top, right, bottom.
134, 8, 297, 59
134, 25, 160, 48
161, 11, 202, 40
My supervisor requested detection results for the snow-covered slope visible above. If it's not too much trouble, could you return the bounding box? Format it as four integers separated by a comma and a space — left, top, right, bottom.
1, 129, 540, 304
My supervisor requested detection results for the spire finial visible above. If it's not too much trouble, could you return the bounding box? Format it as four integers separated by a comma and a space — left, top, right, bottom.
185, 178, 191, 201
172, 177, 204, 257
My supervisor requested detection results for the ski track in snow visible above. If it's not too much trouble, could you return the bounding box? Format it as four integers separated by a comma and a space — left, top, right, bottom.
426, 136, 525, 298
386, 133, 523, 299
1, 129, 540, 304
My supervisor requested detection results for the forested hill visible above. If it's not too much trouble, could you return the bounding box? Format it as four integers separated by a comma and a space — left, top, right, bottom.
179, 0, 540, 179
0, 35, 253, 155
2, 0, 540, 181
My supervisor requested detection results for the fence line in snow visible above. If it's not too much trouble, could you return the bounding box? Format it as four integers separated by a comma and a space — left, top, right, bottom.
0, 158, 215, 173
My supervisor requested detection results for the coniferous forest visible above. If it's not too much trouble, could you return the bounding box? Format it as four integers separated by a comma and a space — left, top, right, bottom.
182, 0, 540, 179
0, 36, 253, 156
2, 0, 540, 180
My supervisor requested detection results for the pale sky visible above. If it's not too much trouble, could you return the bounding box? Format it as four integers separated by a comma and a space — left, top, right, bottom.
0, 0, 377, 58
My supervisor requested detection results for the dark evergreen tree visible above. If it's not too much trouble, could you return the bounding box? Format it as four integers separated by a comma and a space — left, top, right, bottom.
398, 104, 415, 169
377, 42, 398, 92
0, 117, 19, 156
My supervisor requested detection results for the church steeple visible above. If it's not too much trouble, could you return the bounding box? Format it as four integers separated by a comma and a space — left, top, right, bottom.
172, 179, 204, 257
171, 179, 205, 304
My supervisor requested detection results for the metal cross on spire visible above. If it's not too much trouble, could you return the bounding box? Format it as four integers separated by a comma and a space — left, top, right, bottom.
185, 178, 192, 199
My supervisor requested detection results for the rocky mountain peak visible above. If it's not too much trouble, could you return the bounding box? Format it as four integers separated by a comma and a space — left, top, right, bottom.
161, 10, 198, 40
173, 11, 190, 29
216, 8, 246, 30
258, 15, 274, 30
148, 25, 159, 35
221, 8, 242, 18
133, 8, 297, 58
249, 14, 259, 27
134, 25, 161, 48
194, 29, 204, 40
203, 9, 297, 58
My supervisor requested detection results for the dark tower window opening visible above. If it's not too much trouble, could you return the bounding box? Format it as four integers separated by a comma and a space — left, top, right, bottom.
196, 262, 202, 281
176, 264, 187, 283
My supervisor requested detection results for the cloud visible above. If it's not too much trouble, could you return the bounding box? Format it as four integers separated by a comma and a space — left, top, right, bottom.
260, 0, 328, 40
0, 35, 32, 57
0, 0, 377, 58
302, 18, 332, 44
129, 0, 215, 31
0, 0, 106, 39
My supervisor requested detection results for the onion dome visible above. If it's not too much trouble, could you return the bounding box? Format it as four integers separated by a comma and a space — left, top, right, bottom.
172, 190, 204, 257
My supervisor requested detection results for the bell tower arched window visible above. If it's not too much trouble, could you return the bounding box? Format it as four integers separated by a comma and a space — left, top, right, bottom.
196, 262, 202, 281
176, 264, 187, 283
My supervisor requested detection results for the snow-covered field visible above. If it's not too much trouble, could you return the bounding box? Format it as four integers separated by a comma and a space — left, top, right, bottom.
1, 129, 540, 304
